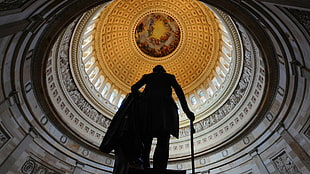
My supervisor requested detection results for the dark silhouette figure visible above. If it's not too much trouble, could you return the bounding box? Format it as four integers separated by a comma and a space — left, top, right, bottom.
99, 93, 143, 174
131, 65, 195, 170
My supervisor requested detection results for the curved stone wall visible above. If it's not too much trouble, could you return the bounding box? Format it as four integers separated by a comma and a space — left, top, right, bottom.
0, 0, 309, 173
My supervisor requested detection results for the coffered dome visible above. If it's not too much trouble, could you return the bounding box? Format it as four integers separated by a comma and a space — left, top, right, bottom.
70, 0, 243, 124
46, 0, 266, 160
92, 0, 222, 91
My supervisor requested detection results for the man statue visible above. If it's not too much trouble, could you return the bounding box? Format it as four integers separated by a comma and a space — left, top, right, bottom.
131, 65, 195, 171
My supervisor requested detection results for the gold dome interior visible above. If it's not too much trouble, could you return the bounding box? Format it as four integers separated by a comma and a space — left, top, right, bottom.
70, 0, 240, 126
93, 0, 221, 93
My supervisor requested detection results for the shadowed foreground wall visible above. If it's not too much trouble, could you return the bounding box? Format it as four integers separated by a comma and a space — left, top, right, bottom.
0, 0, 309, 173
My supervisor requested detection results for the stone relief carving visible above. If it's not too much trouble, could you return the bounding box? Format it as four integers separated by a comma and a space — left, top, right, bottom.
57, 20, 111, 129
21, 158, 62, 174
0, 124, 10, 149
288, 9, 310, 35
273, 151, 301, 174
0, 0, 29, 11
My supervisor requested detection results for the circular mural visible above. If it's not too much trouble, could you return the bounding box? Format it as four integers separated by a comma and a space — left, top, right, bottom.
135, 13, 180, 57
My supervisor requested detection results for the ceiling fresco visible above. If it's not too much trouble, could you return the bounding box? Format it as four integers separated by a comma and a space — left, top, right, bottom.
135, 13, 181, 57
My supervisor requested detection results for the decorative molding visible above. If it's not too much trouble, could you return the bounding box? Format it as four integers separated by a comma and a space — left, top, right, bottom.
20, 157, 62, 174
272, 151, 301, 174
243, 136, 250, 145
288, 9, 310, 36
0, 0, 30, 12
266, 112, 274, 122
0, 123, 11, 149
222, 149, 229, 157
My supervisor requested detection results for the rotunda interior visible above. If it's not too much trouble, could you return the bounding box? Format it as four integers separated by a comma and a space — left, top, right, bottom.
0, 0, 309, 173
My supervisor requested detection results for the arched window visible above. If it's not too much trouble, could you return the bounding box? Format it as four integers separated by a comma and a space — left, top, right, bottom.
222, 46, 232, 58
84, 57, 95, 71
101, 83, 111, 97
83, 46, 93, 58
220, 57, 230, 70
212, 78, 220, 89
190, 94, 198, 105
198, 90, 206, 103
117, 94, 126, 107
89, 67, 99, 81
92, 12, 101, 20
222, 35, 231, 46
95, 75, 104, 90
83, 35, 93, 46
85, 24, 95, 33
109, 89, 118, 104
207, 87, 214, 97
216, 67, 225, 80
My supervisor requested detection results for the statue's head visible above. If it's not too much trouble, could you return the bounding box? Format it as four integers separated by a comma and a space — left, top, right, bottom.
153, 65, 166, 73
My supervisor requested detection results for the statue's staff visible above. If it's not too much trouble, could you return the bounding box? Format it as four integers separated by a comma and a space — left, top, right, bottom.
190, 120, 196, 174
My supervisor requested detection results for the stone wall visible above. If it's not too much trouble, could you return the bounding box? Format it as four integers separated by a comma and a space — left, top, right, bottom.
0, 0, 309, 173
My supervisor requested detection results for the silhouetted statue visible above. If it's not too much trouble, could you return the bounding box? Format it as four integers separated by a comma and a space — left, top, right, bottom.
100, 93, 143, 174
131, 65, 195, 170
100, 65, 194, 174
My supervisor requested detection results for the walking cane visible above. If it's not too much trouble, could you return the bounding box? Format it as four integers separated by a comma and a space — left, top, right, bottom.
190, 120, 195, 174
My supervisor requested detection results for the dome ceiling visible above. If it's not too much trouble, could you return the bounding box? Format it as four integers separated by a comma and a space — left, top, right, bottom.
70, 0, 242, 123
45, 0, 266, 160
93, 0, 221, 92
